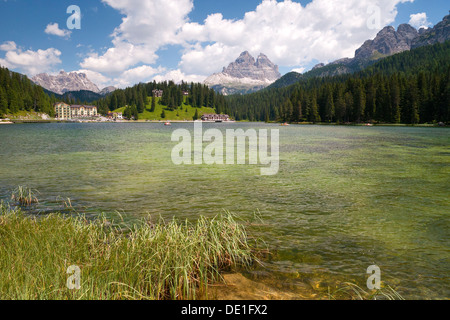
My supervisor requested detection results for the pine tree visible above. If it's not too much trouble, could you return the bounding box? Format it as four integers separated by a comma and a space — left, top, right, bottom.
150, 97, 156, 112
193, 109, 199, 121
283, 99, 293, 122
353, 81, 366, 122
0, 87, 8, 115
137, 96, 145, 114
309, 94, 321, 123
325, 87, 335, 122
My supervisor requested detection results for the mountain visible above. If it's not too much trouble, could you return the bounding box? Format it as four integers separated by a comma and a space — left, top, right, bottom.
32, 71, 100, 95
353, 24, 418, 62
269, 13, 450, 89
99, 86, 117, 96
225, 41, 450, 124
412, 14, 450, 48
205, 51, 281, 95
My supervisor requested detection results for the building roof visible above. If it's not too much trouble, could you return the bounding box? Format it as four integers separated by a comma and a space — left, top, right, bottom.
70, 105, 97, 109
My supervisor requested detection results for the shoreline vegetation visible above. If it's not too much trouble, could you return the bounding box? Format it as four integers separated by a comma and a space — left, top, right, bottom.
2, 120, 447, 127
0, 199, 257, 300
0, 112, 447, 127
0, 187, 407, 300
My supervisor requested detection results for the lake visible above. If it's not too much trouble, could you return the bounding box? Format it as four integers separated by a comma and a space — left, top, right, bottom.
0, 123, 449, 299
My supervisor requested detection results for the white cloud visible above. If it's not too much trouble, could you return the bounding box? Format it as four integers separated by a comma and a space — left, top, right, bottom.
75, 69, 112, 89
291, 67, 305, 74
80, 0, 193, 74
0, 43, 62, 76
152, 69, 206, 84
116, 65, 165, 87
0, 41, 17, 51
76, 65, 166, 89
178, 0, 414, 75
45, 23, 72, 38
81, 42, 157, 74
77, 0, 413, 87
409, 12, 432, 29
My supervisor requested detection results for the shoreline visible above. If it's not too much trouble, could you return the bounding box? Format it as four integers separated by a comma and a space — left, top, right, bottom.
0, 200, 256, 300
3, 119, 446, 127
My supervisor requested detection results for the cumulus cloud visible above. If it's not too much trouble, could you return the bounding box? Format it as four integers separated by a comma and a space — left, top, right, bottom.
0, 41, 17, 51
75, 69, 113, 89
81, 42, 157, 74
45, 23, 72, 38
178, 0, 414, 76
152, 69, 206, 84
0, 41, 62, 75
77, 0, 413, 87
409, 12, 432, 29
116, 65, 166, 87
80, 0, 193, 74
76, 65, 165, 89
291, 67, 305, 74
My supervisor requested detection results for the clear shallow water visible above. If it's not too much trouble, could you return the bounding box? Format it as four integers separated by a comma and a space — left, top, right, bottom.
0, 123, 449, 299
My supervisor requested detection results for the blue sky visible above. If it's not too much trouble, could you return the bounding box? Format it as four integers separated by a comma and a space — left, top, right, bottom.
0, 0, 448, 88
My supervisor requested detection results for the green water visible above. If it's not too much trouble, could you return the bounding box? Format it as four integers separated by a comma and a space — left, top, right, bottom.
0, 123, 449, 299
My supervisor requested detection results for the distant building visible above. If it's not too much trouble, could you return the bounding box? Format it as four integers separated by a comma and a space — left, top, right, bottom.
70, 105, 98, 118
107, 112, 123, 120
152, 89, 164, 97
54, 103, 98, 119
182, 91, 189, 96
201, 114, 230, 122
54, 102, 71, 120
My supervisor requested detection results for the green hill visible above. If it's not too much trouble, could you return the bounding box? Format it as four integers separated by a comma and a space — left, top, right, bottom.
114, 97, 216, 121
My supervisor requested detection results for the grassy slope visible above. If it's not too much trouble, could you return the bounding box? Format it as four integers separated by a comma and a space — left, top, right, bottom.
114, 97, 216, 121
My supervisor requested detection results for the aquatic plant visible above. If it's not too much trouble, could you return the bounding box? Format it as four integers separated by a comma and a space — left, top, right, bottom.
10, 186, 39, 206
0, 202, 256, 300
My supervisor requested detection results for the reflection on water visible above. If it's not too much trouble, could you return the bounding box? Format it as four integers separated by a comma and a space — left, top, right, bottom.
0, 123, 449, 299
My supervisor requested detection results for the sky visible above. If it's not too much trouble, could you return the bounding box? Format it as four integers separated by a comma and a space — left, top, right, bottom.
0, 0, 448, 89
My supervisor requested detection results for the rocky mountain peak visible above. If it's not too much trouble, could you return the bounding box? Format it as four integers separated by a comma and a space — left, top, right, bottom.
220, 51, 281, 81
397, 23, 419, 40
256, 53, 276, 68
412, 14, 450, 49
205, 51, 281, 95
354, 24, 418, 61
32, 71, 101, 95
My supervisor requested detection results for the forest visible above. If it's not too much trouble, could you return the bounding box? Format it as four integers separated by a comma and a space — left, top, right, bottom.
224, 41, 450, 124
1, 41, 448, 124
0, 67, 56, 117
93, 80, 227, 119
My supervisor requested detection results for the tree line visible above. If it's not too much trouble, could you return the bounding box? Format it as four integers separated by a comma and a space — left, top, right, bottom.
225, 41, 450, 124
93, 80, 227, 119
0, 67, 56, 117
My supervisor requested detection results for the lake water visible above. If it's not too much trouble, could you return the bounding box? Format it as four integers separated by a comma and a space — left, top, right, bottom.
0, 123, 449, 299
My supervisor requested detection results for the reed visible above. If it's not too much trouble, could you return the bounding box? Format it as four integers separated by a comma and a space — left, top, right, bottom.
10, 186, 39, 206
0, 202, 256, 300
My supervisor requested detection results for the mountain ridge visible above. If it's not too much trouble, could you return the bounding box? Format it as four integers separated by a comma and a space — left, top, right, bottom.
269, 13, 450, 90
205, 51, 281, 95
32, 71, 116, 96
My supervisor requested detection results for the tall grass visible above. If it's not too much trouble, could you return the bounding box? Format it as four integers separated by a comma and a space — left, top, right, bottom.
0, 201, 255, 300
10, 186, 39, 206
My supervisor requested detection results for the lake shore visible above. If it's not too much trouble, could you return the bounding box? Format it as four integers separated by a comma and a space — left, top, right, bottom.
0, 200, 256, 300
2, 119, 447, 127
